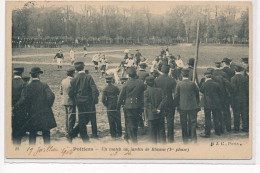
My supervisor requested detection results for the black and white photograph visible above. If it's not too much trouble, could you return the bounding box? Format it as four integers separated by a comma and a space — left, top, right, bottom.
5, 0, 252, 160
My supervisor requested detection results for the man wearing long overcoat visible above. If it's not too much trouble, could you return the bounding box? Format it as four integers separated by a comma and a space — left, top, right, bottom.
175, 69, 199, 143
155, 65, 177, 143
12, 67, 26, 145
117, 67, 145, 144
21, 67, 56, 145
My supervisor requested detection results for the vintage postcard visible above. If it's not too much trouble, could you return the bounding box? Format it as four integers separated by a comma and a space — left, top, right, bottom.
5, 1, 252, 161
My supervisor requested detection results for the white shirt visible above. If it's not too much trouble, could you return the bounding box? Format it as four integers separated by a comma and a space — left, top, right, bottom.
125, 59, 135, 67
150, 60, 159, 72
176, 59, 184, 68
106, 68, 120, 84
92, 54, 100, 62
70, 50, 75, 60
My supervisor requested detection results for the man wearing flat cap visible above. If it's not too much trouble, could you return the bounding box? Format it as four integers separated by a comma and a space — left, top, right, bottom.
20, 67, 56, 145
200, 70, 222, 137
12, 67, 26, 145
231, 65, 249, 132
69, 62, 99, 142
155, 64, 177, 143
174, 68, 199, 143
117, 67, 146, 143
60, 68, 76, 142
144, 76, 167, 144
102, 76, 122, 138
137, 63, 149, 82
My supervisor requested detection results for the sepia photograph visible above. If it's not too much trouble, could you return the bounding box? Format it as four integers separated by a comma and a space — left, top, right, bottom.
5, 0, 252, 160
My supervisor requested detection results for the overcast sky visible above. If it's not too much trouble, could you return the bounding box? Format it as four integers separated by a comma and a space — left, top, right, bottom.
9, 1, 248, 15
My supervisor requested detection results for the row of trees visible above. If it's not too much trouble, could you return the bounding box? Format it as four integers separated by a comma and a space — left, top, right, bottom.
12, 4, 249, 44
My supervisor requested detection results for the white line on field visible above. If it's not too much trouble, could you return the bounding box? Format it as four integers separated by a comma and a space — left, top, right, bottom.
12, 47, 155, 58
12, 61, 211, 69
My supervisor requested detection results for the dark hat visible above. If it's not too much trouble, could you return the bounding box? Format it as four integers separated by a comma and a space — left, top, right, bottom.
145, 76, 155, 86
139, 63, 147, 68
221, 58, 231, 63
181, 68, 190, 77
22, 76, 30, 82
127, 67, 137, 77
145, 76, 154, 82
67, 68, 75, 73
214, 62, 222, 68
136, 49, 139, 51
74, 62, 84, 71
170, 55, 175, 59
187, 58, 195, 66
120, 77, 128, 81
13, 67, 24, 73
152, 70, 160, 77
241, 57, 248, 64
206, 68, 215, 74
105, 76, 113, 81
30, 67, 43, 74
204, 71, 212, 76
161, 65, 170, 73
234, 65, 244, 72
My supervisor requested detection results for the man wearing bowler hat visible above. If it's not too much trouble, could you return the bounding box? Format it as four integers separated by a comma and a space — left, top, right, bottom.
155, 64, 177, 143
221, 58, 235, 81
69, 62, 99, 142
117, 67, 146, 144
212, 62, 232, 133
187, 58, 199, 85
221, 58, 235, 132
20, 67, 56, 145
12, 67, 26, 145
175, 69, 199, 143
60, 68, 76, 142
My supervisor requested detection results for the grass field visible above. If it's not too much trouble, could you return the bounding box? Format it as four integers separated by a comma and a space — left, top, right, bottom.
11, 45, 249, 145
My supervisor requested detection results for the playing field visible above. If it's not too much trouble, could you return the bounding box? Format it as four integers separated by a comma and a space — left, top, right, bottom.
11, 44, 249, 145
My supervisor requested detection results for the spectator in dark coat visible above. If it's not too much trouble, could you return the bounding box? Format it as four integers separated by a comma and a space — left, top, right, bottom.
221, 58, 235, 81
102, 76, 122, 138
20, 67, 56, 145
212, 62, 233, 133
12, 67, 26, 145
200, 70, 223, 137
69, 62, 99, 143
231, 65, 249, 132
137, 63, 149, 82
220, 58, 235, 132
144, 76, 167, 144
117, 67, 146, 144
155, 65, 177, 143
175, 69, 199, 143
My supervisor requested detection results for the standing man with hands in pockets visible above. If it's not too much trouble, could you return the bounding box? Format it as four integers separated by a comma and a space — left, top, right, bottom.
69, 62, 99, 143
